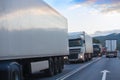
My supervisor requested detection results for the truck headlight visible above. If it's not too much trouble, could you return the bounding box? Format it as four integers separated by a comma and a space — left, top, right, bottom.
64, 56, 68, 59
80, 55, 83, 58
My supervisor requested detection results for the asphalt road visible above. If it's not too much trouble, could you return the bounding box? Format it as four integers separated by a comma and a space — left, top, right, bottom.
33, 54, 120, 80
64, 57, 120, 80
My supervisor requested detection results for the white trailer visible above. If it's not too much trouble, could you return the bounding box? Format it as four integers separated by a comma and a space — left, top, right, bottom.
68, 32, 93, 62
105, 40, 117, 57
0, 0, 69, 80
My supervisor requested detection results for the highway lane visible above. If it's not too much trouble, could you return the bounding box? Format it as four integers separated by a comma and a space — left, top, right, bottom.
33, 57, 100, 80
64, 56, 120, 80
33, 54, 120, 80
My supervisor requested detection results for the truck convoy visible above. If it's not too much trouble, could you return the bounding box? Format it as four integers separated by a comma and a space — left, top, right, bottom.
93, 43, 102, 57
68, 32, 93, 62
0, 0, 69, 80
105, 40, 117, 57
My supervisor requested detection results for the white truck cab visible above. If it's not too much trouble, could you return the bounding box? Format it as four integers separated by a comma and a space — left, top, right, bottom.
69, 32, 93, 62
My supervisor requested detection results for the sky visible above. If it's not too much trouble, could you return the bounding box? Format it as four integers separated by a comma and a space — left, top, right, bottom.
44, 0, 120, 35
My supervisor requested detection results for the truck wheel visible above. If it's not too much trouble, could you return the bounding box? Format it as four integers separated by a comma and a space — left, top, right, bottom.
54, 57, 59, 75
12, 71, 19, 80
61, 57, 64, 69
58, 57, 63, 73
84, 54, 87, 62
0, 62, 22, 80
89, 54, 92, 60
86, 55, 89, 61
47, 58, 54, 76
9, 62, 23, 80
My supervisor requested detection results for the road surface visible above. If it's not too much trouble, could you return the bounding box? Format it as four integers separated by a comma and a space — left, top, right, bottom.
33, 55, 120, 80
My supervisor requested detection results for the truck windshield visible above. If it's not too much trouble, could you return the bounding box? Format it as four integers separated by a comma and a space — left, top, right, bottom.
69, 39, 83, 47
93, 45, 99, 48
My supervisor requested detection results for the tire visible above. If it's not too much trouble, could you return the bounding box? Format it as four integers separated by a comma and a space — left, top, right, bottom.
61, 57, 64, 69
0, 62, 23, 80
90, 54, 92, 60
84, 54, 87, 62
47, 58, 54, 76
86, 54, 89, 61
9, 62, 23, 80
12, 71, 20, 80
58, 57, 63, 73
54, 57, 59, 75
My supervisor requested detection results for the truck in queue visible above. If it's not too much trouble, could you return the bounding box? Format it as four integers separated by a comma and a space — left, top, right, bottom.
105, 40, 117, 58
0, 0, 69, 80
93, 43, 102, 57
68, 32, 93, 62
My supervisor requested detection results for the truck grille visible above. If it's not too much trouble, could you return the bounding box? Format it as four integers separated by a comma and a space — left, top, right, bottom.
69, 49, 80, 59
69, 53, 78, 59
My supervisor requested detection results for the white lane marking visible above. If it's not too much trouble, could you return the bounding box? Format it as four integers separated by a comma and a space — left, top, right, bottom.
101, 70, 110, 80
56, 58, 101, 80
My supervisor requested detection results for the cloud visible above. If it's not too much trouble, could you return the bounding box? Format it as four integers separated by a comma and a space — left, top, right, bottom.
100, 3, 120, 13
71, 0, 120, 13
69, 4, 82, 10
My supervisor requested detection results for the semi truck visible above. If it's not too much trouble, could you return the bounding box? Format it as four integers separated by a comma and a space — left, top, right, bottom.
93, 43, 102, 57
68, 32, 93, 62
0, 0, 69, 80
105, 40, 117, 58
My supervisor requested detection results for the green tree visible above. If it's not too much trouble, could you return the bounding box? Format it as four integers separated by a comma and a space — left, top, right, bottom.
93, 38, 100, 43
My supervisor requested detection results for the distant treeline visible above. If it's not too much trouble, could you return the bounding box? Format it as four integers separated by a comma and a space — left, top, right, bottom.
93, 33, 120, 50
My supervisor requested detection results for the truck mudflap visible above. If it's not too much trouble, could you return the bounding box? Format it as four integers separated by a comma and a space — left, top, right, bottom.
0, 61, 23, 80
